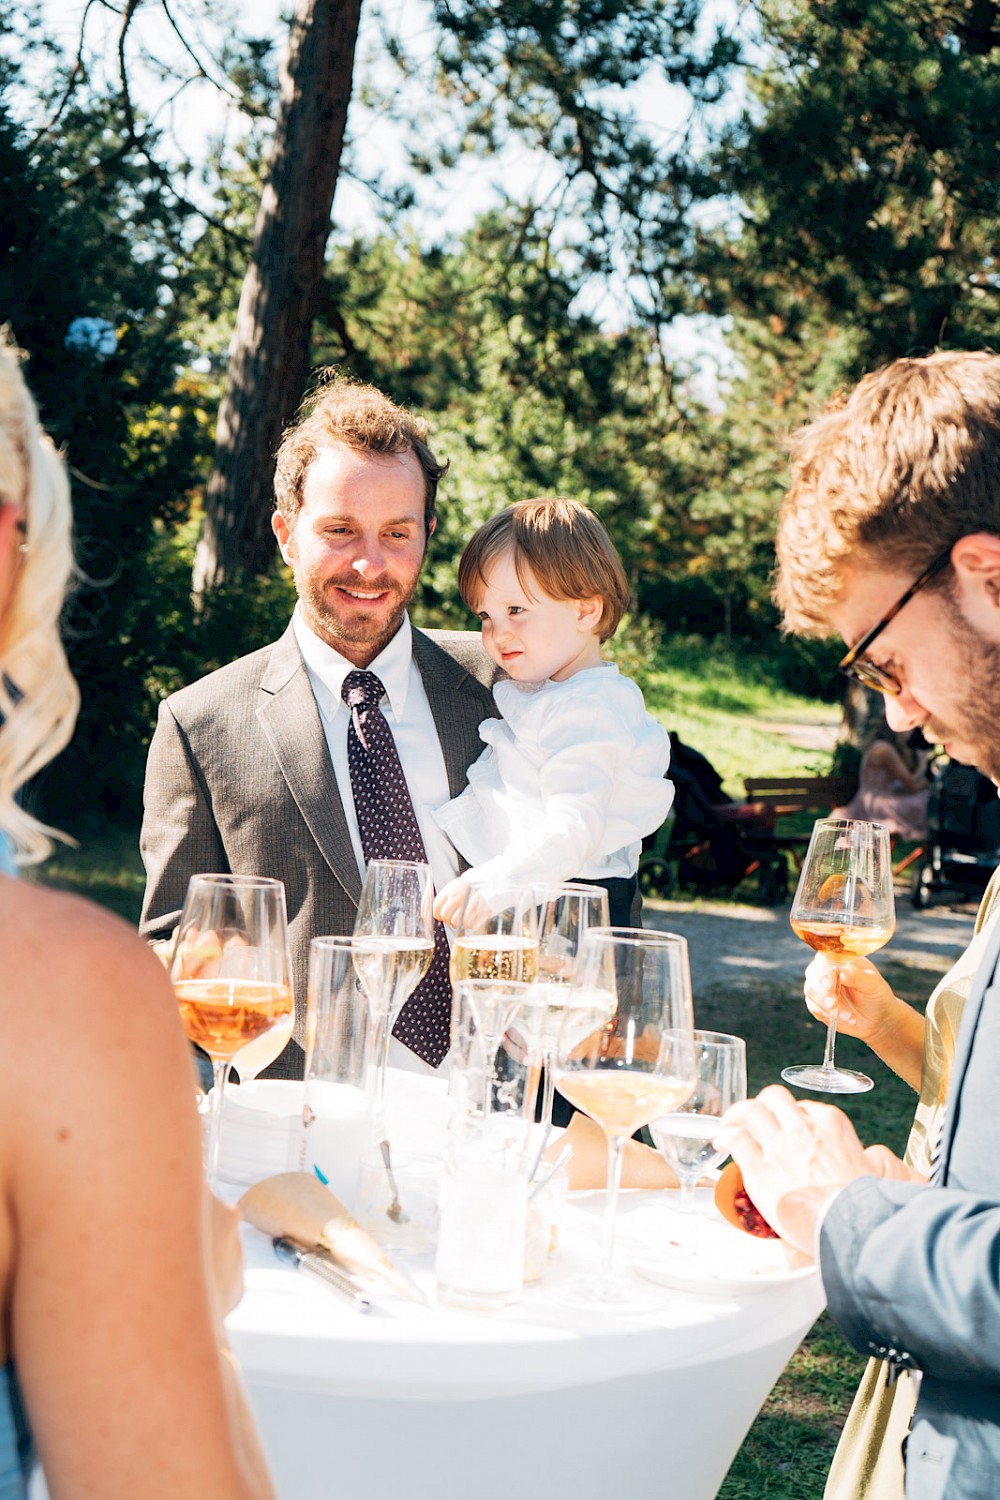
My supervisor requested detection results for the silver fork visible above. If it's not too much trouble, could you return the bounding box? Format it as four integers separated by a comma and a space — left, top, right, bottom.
379, 1138, 410, 1224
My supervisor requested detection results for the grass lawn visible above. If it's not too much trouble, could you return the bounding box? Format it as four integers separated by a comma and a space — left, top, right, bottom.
28, 639, 925, 1499
642, 637, 841, 798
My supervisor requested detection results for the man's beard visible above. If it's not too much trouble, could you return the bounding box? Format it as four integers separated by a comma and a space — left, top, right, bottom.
297, 567, 415, 655
929, 601, 1000, 781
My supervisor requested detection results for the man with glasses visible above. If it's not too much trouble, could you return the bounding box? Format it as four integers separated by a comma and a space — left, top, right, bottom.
718, 350, 1000, 1500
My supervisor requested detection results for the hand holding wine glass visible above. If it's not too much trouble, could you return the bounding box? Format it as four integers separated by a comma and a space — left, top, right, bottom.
352, 859, 435, 1108
553, 928, 695, 1302
782, 818, 895, 1095
170, 874, 294, 1189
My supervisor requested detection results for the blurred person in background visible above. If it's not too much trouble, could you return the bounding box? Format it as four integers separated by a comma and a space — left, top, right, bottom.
832, 724, 931, 843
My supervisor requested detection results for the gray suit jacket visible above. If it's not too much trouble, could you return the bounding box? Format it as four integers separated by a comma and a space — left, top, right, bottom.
820, 910, 1000, 1499
140, 623, 497, 1077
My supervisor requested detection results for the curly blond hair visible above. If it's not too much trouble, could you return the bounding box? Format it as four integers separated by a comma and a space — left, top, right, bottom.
0, 333, 80, 863
775, 351, 1000, 636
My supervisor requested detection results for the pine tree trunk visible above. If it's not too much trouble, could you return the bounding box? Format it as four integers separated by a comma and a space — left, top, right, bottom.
194, 0, 363, 593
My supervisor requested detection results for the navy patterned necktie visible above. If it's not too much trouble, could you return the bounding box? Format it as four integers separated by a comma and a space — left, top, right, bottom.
342, 669, 453, 1067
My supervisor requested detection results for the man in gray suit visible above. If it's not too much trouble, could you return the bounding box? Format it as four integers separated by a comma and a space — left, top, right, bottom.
717, 351, 1000, 1498
140, 379, 496, 1078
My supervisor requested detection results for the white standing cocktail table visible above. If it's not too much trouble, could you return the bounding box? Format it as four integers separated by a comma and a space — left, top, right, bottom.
227, 1185, 824, 1500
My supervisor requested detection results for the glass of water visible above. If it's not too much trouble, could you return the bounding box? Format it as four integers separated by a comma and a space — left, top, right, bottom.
649, 1030, 747, 1210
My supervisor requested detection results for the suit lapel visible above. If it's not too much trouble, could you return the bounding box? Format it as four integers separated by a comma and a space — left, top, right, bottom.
256, 625, 363, 906
935, 901, 1000, 1179
412, 627, 492, 797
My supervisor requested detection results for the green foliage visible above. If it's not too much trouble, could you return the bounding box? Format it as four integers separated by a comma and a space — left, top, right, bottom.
23, 0, 1000, 829
0, 55, 218, 818
705, 0, 1000, 369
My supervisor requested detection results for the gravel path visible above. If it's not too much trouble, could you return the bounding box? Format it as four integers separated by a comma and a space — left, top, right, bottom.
642, 891, 977, 996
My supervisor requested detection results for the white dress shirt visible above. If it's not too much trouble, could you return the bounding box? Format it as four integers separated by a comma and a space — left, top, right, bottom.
292, 607, 459, 1074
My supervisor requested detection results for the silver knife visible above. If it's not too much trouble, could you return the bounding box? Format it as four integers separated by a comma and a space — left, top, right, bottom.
272, 1237, 373, 1313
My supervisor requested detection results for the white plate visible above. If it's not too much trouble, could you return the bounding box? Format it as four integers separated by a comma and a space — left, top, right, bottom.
632, 1248, 816, 1297
619, 1201, 815, 1296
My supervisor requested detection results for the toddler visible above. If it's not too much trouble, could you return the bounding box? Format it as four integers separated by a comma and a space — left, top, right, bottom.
433, 497, 673, 927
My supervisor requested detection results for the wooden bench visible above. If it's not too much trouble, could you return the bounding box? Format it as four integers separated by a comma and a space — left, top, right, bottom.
742, 774, 851, 872
742, 774, 850, 817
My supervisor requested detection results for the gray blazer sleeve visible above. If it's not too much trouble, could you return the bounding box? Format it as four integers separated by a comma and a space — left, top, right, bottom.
820, 1175, 1000, 1386
139, 698, 229, 941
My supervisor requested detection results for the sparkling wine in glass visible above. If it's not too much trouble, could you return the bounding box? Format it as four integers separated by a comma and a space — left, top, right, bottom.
650, 1030, 747, 1209
553, 928, 696, 1301
170, 874, 293, 1189
782, 818, 895, 1095
352, 859, 435, 1109
449, 886, 539, 986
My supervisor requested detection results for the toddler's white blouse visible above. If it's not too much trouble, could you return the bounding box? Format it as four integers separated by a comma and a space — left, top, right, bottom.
434, 664, 673, 891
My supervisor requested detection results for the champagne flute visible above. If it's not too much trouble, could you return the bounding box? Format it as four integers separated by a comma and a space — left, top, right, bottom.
553, 928, 696, 1301
650, 1030, 747, 1210
170, 873, 294, 1190
449, 885, 539, 985
509, 884, 610, 1146
782, 818, 895, 1094
352, 859, 435, 1109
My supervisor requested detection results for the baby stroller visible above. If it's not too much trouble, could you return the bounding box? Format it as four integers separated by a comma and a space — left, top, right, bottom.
639, 735, 789, 906
911, 758, 1000, 908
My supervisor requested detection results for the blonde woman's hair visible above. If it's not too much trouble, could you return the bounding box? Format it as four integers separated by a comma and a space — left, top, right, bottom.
0, 333, 80, 863
457, 497, 631, 642
775, 350, 1000, 636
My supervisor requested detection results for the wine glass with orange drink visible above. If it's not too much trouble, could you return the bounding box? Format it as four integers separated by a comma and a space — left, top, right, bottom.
782, 818, 895, 1095
170, 874, 294, 1188
552, 928, 695, 1302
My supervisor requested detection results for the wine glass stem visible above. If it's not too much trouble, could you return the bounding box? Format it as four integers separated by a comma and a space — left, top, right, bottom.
677, 1174, 697, 1210
372, 1011, 391, 1110
205, 1058, 232, 1191
482, 1042, 499, 1122
822, 967, 842, 1073
599, 1132, 627, 1298
539, 1052, 556, 1131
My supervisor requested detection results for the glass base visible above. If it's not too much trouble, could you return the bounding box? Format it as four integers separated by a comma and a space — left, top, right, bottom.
781, 1063, 874, 1095
545, 1267, 666, 1317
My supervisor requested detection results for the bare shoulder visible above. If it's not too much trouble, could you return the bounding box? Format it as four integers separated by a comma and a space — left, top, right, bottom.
1, 879, 176, 1026
0, 878, 195, 1173
5, 876, 143, 951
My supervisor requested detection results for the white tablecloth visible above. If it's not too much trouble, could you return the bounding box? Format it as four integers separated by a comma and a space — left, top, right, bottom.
228, 1185, 824, 1500
27, 1071, 823, 1500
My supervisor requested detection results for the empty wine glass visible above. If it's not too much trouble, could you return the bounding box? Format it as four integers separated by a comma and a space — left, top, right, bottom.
352, 859, 435, 1108
650, 1030, 747, 1210
453, 978, 536, 1124
553, 928, 696, 1301
507, 883, 609, 1157
170, 874, 293, 1190
782, 819, 895, 1094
